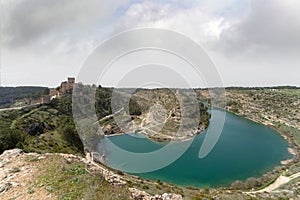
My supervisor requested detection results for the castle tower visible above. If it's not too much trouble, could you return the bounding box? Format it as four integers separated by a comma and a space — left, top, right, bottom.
68, 77, 75, 84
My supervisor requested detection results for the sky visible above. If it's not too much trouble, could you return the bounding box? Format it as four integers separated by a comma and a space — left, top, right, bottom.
1, 0, 300, 87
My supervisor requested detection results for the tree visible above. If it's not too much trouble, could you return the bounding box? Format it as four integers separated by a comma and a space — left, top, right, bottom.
58, 95, 72, 115
129, 98, 142, 116
42, 88, 50, 95
231, 180, 246, 190
0, 129, 24, 154
58, 116, 84, 154
245, 177, 262, 188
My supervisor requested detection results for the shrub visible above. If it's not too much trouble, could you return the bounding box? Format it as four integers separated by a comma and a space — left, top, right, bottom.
0, 128, 24, 153
231, 180, 246, 190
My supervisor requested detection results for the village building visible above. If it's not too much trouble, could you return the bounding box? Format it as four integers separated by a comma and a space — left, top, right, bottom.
29, 77, 76, 105
60, 77, 75, 94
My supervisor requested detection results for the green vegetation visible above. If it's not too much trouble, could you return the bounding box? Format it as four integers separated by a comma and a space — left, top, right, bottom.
129, 98, 142, 115
95, 86, 114, 119
57, 116, 84, 152
198, 101, 211, 128
226, 100, 242, 113
0, 86, 47, 108
36, 156, 130, 200
1, 86, 299, 200
0, 85, 144, 154
95, 86, 142, 118
224, 88, 300, 130
0, 94, 84, 155
0, 86, 47, 99
274, 122, 300, 146
0, 128, 24, 154
129, 88, 211, 138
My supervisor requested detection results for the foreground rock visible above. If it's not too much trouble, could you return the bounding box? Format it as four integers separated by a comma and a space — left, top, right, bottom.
129, 188, 182, 200
2, 149, 299, 200
0, 149, 182, 200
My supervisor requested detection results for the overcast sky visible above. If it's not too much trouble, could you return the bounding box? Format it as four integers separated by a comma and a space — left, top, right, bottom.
1, 0, 300, 87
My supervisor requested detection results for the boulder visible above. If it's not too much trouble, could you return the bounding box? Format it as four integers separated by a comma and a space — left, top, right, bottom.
0, 183, 11, 193
24, 122, 45, 136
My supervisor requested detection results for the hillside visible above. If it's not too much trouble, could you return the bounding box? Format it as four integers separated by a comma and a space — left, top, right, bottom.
73, 85, 211, 144
2, 148, 300, 200
1, 86, 300, 199
197, 87, 300, 146
96, 88, 211, 141
0, 87, 48, 108
0, 149, 130, 200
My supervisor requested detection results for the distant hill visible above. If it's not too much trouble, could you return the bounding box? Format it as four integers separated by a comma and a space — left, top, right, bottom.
0, 86, 47, 104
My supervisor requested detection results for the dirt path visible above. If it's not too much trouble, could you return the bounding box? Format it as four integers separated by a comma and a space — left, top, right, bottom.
10, 108, 38, 129
93, 107, 124, 125
0, 107, 23, 112
246, 172, 300, 193
0, 104, 40, 112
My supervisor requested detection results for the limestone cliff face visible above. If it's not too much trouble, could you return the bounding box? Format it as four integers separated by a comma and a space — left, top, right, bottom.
99, 88, 210, 141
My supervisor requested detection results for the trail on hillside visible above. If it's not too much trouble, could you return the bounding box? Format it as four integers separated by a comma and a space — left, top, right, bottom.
246, 172, 300, 193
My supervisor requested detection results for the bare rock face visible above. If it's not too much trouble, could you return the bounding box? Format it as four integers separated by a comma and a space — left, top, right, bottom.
1, 148, 23, 156
1, 149, 183, 199
129, 187, 152, 200
161, 193, 183, 200
0, 149, 23, 165
0, 182, 12, 193
129, 187, 182, 200
0, 149, 24, 194
24, 122, 45, 136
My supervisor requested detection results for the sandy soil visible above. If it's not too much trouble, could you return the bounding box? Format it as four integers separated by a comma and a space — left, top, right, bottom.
0, 150, 54, 200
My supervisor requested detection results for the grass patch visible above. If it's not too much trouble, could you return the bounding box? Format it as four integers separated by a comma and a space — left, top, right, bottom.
27, 185, 35, 194
11, 167, 21, 173
36, 156, 130, 200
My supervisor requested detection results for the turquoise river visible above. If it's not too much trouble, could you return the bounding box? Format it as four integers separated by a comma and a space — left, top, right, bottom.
101, 109, 293, 187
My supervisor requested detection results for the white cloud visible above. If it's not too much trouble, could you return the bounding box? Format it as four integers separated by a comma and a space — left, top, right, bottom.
1, 0, 129, 86
114, 1, 231, 45
2, 0, 129, 47
207, 0, 300, 86
1, 0, 299, 86
216, 0, 300, 57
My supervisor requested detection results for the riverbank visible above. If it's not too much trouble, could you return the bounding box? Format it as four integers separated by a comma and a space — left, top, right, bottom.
225, 108, 299, 157
103, 107, 299, 190
223, 107, 300, 194
104, 128, 202, 143
4, 148, 294, 199
246, 172, 300, 194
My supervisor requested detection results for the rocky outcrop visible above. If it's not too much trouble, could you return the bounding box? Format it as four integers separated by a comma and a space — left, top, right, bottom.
86, 152, 127, 186
1, 149, 183, 199
129, 187, 182, 200
0, 149, 127, 197
24, 122, 45, 136
0, 149, 24, 194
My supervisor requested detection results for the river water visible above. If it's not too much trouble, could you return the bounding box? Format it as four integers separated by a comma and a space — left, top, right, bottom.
101, 110, 292, 187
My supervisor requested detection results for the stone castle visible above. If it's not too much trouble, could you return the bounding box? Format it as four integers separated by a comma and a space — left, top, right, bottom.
30, 77, 75, 105
59, 77, 75, 94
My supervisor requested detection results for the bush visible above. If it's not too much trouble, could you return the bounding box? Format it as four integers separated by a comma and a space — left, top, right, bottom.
58, 116, 84, 154
245, 177, 262, 188
0, 128, 24, 153
231, 180, 246, 190
129, 98, 142, 116
24, 122, 45, 136
142, 185, 149, 190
